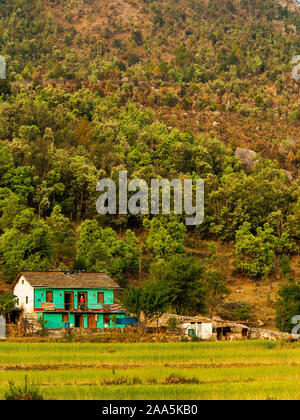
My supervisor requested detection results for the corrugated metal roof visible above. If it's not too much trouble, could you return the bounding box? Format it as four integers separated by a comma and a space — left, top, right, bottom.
17, 271, 120, 289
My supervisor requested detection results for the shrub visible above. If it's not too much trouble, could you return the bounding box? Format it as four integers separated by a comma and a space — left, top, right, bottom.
279, 256, 292, 278
5, 376, 44, 400
233, 222, 276, 278
37, 316, 48, 337
164, 374, 199, 384
234, 304, 253, 321
166, 317, 179, 330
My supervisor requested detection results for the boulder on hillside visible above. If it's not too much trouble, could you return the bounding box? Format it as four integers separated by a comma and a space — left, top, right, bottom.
235, 147, 258, 171
284, 170, 294, 182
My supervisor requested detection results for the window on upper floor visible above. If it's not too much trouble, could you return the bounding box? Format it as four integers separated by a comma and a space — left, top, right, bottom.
97, 292, 104, 304
46, 291, 53, 303
26, 296, 28, 304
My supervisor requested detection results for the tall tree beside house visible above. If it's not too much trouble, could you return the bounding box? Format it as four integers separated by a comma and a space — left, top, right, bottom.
121, 286, 144, 321
150, 255, 206, 315
203, 269, 231, 318
121, 282, 168, 326
141, 282, 169, 327
0, 208, 54, 282
0, 293, 17, 320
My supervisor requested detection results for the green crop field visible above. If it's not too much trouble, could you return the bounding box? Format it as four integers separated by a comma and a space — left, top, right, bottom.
1, 341, 300, 400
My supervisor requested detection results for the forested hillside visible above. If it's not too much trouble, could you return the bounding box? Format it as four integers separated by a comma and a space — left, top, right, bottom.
0, 0, 299, 324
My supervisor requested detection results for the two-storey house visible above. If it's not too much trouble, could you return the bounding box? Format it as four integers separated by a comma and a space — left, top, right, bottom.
13, 271, 126, 329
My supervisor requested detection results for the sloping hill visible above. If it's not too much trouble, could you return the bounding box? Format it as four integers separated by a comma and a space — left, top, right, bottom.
0, 0, 298, 328
1, 0, 299, 171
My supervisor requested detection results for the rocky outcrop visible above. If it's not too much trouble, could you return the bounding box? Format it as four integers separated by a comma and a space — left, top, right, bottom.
284, 170, 294, 181
235, 147, 258, 171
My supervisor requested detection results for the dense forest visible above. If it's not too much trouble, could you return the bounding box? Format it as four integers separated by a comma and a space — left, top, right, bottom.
0, 0, 299, 324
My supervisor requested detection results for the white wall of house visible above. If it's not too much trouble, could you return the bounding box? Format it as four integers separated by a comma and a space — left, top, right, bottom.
14, 276, 34, 314
182, 321, 213, 340
197, 322, 213, 340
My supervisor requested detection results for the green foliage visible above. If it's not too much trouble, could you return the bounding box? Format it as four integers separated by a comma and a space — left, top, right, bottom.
207, 167, 297, 241
111, 315, 117, 326
121, 286, 144, 320
121, 282, 168, 324
0, 189, 25, 232
149, 255, 206, 315
0, 293, 17, 316
77, 220, 140, 286
233, 222, 276, 278
0, 0, 297, 288
276, 280, 300, 333
46, 205, 76, 266
166, 316, 179, 330
0, 209, 54, 282
141, 282, 169, 324
37, 316, 48, 337
279, 256, 292, 278
5, 376, 44, 400
143, 217, 186, 260
207, 242, 218, 262
234, 304, 253, 321
203, 269, 231, 317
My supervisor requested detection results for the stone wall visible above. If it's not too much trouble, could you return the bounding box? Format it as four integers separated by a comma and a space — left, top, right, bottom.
47, 327, 125, 338
250, 328, 295, 341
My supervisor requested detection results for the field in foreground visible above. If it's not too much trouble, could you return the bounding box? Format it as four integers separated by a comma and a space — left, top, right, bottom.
1, 341, 300, 400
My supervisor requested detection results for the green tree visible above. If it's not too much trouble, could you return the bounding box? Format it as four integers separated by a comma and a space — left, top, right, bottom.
0, 209, 54, 282
0, 143, 13, 183
77, 220, 140, 286
143, 217, 186, 260
68, 155, 100, 220
141, 282, 169, 326
0, 293, 17, 318
121, 283, 168, 326
203, 269, 231, 318
0, 189, 24, 231
121, 285, 144, 321
233, 222, 276, 278
46, 205, 76, 267
150, 255, 206, 315
279, 256, 292, 278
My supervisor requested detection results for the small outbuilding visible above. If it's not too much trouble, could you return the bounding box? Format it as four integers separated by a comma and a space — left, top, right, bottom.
182, 321, 213, 340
